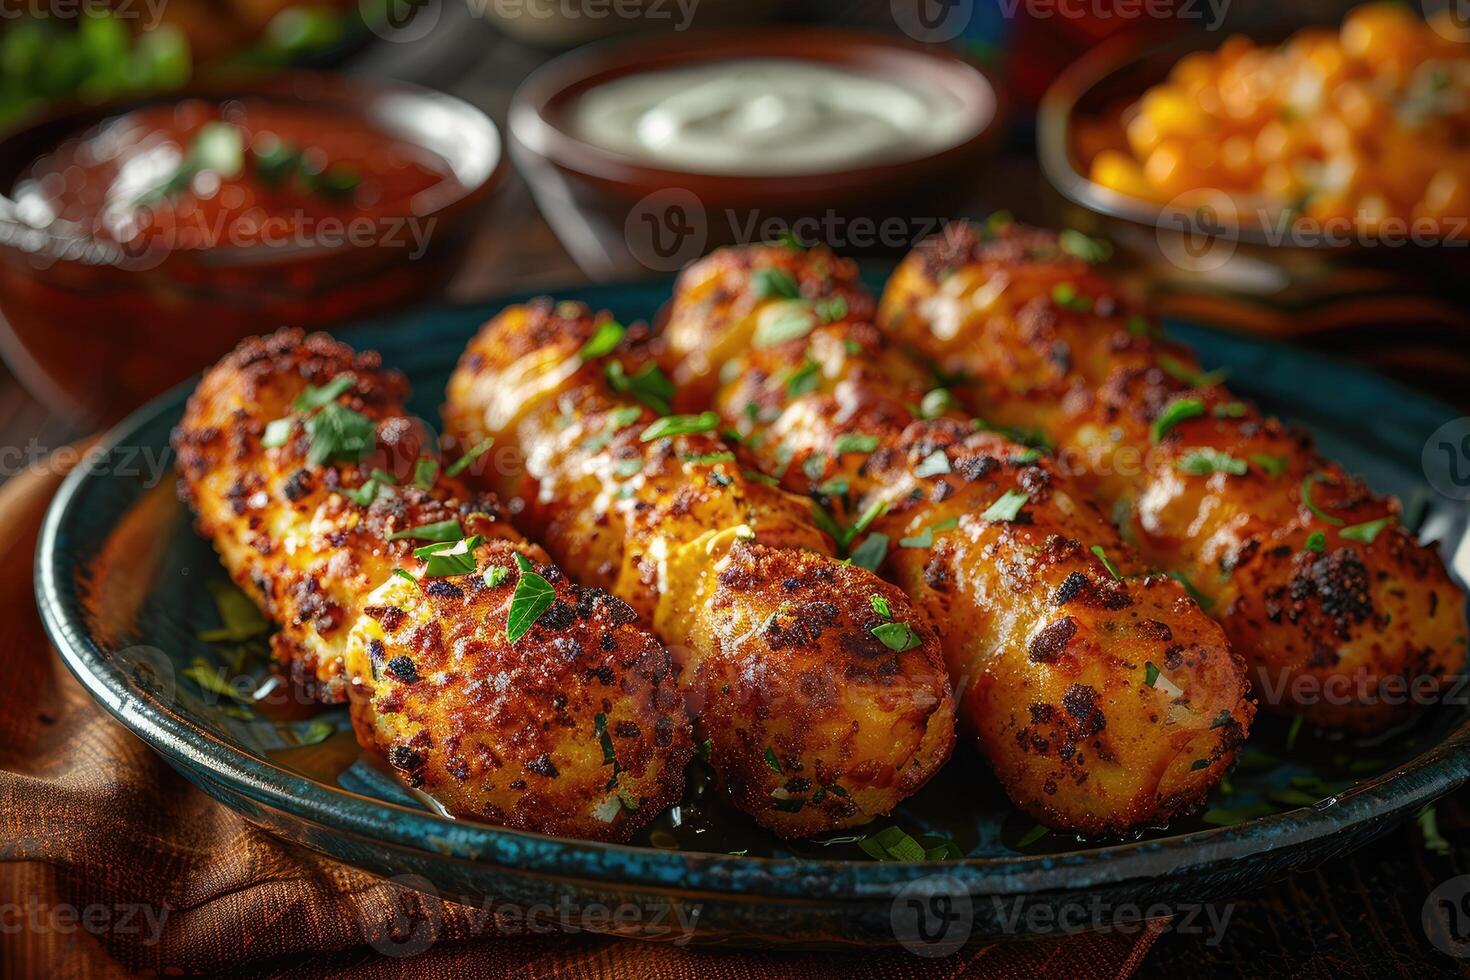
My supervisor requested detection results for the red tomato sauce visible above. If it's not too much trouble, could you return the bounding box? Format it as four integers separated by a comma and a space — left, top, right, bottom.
15, 98, 460, 252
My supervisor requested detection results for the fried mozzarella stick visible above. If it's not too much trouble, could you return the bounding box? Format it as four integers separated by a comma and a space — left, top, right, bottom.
172, 329, 691, 842
880, 222, 1467, 732
442, 301, 955, 836
661, 244, 1252, 835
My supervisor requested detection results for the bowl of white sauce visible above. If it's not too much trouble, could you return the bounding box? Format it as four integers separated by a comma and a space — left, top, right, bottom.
509, 30, 1002, 278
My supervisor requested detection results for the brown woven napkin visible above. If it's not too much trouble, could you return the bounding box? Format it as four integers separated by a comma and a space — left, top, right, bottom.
0, 453, 1168, 977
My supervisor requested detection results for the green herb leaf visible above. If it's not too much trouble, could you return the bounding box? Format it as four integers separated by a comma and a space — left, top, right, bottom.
1166, 571, 1215, 610
1340, 516, 1393, 543
786, 358, 821, 396
919, 388, 953, 419
1016, 824, 1049, 848
871, 621, 922, 652
391, 568, 420, 589
304, 403, 376, 467
814, 296, 848, 323
388, 519, 464, 542
640, 411, 719, 442
507, 553, 556, 644
1305, 530, 1326, 552
763, 746, 783, 773
1214, 401, 1248, 418
1151, 398, 1205, 443
1051, 282, 1092, 312
183, 659, 249, 703
859, 826, 929, 862
752, 267, 801, 300
1158, 353, 1229, 388
848, 532, 889, 572
1144, 662, 1160, 687
1178, 448, 1248, 477
981, 489, 1029, 522
833, 433, 880, 455
614, 457, 644, 479
293, 373, 356, 411
869, 594, 892, 618
1249, 453, 1288, 477
840, 499, 888, 550
753, 302, 816, 347
1301, 473, 1345, 526
197, 580, 270, 643
446, 437, 494, 477
415, 535, 482, 577
1091, 544, 1123, 579
681, 451, 736, 466
605, 361, 674, 416
484, 566, 510, 588
1059, 228, 1113, 263
413, 457, 439, 490
579, 320, 626, 360
914, 450, 951, 477
261, 417, 293, 448
345, 479, 379, 507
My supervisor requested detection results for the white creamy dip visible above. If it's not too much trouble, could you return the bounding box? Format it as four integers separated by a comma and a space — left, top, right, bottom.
568, 59, 974, 175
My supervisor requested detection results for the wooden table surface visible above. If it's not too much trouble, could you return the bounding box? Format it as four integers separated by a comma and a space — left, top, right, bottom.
7, 17, 1470, 978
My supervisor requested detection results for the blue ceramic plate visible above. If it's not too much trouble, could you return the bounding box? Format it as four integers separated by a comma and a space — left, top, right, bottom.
36, 276, 1470, 950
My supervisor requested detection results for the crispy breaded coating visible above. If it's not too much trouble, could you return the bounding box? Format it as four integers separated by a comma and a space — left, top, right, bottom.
662, 246, 1254, 835
880, 221, 1468, 732
172, 329, 691, 842
444, 301, 955, 836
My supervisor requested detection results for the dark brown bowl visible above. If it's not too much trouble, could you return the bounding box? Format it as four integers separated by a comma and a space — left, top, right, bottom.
509, 28, 1003, 279
0, 71, 506, 427
1037, 31, 1470, 394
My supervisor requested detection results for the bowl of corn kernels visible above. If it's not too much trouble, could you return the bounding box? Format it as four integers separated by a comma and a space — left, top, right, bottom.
1039, 3, 1470, 382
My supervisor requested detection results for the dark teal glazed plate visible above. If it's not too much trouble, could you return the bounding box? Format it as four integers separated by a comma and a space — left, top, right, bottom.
36, 277, 1470, 951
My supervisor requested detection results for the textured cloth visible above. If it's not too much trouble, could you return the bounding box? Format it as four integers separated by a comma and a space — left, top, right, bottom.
0, 453, 1166, 978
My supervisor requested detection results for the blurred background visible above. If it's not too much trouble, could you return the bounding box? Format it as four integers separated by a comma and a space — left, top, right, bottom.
0, 0, 1463, 441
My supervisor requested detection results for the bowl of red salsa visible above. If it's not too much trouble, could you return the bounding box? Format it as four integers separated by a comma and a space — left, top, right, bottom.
0, 72, 504, 426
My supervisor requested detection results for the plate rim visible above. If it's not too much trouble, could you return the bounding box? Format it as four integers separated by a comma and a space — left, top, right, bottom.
33, 280, 1470, 900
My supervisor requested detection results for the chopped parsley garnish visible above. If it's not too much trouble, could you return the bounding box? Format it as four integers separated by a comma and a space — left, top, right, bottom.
1166, 571, 1215, 610
763, 746, 783, 774
753, 302, 816, 347
914, 450, 951, 477
802, 453, 827, 482
1144, 662, 1160, 687
1300, 473, 1345, 526
304, 404, 376, 467
840, 499, 888, 550
1016, 824, 1049, 848
833, 433, 880, 455
640, 411, 719, 442
1285, 713, 1304, 750
506, 553, 555, 644
1051, 282, 1092, 312
682, 451, 736, 466
752, 267, 801, 300
811, 501, 843, 541
871, 621, 922, 652
1010, 448, 1043, 464
415, 535, 482, 577
1126, 314, 1153, 337
388, 519, 464, 543
137, 121, 244, 204
743, 469, 779, 486
1158, 353, 1229, 388
413, 457, 439, 490
1151, 398, 1205, 443
595, 713, 618, 766
814, 296, 848, 323
1177, 448, 1247, 477
1214, 401, 1248, 418
981, 489, 1029, 522
484, 566, 510, 588
294, 373, 356, 411
197, 580, 269, 643
1091, 544, 1123, 579
848, 532, 889, 572
1059, 229, 1113, 263
578, 320, 626, 360
446, 437, 494, 477
1249, 453, 1288, 477
345, 479, 380, 506
261, 418, 293, 448
919, 388, 953, 419
605, 360, 674, 416
786, 358, 820, 396
858, 826, 930, 862
371, 468, 399, 486
614, 457, 644, 478
869, 594, 892, 618
391, 568, 420, 589
899, 517, 957, 549
1340, 515, 1394, 543
1305, 530, 1326, 553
